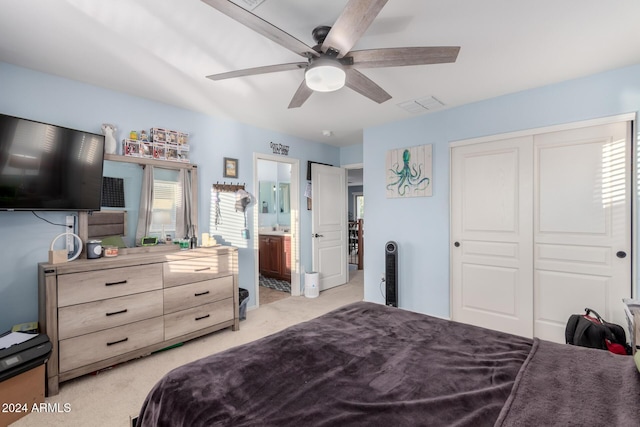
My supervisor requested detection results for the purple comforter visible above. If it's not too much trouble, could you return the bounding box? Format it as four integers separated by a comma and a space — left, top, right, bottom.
138, 302, 640, 426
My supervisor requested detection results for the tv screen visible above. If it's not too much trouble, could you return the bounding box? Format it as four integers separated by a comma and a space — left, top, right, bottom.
0, 113, 105, 211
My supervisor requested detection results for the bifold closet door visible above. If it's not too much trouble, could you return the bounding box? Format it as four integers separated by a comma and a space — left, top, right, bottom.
533, 121, 631, 342
451, 136, 534, 338
451, 120, 632, 342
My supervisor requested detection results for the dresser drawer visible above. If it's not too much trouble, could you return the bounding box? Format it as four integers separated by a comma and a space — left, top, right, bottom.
59, 317, 163, 373
163, 254, 231, 288
163, 276, 233, 314
58, 290, 163, 340
164, 299, 233, 340
58, 264, 163, 307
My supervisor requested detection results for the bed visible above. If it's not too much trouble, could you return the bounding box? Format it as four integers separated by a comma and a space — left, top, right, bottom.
137, 301, 640, 426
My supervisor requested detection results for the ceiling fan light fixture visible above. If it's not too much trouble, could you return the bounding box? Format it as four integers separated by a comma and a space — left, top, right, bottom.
305, 58, 346, 92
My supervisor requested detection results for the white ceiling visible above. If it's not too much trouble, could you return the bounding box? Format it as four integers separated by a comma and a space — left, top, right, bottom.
1, 0, 639, 147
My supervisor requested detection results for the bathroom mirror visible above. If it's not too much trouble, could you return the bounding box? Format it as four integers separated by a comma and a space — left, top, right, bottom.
98, 155, 197, 248
102, 160, 142, 247
278, 182, 290, 214
257, 159, 291, 228
257, 180, 290, 226
259, 181, 276, 214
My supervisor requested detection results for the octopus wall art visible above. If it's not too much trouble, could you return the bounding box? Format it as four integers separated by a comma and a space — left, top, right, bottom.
385, 144, 433, 198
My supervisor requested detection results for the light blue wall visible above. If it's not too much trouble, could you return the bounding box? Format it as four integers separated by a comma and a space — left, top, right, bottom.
363, 63, 640, 318
340, 143, 363, 165
0, 61, 338, 331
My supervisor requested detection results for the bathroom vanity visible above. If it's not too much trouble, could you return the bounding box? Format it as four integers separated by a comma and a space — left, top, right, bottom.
258, 231, 291, 281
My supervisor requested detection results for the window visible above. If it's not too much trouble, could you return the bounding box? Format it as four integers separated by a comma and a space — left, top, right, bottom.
355, 194, 364, 219
149, 179, 180, 236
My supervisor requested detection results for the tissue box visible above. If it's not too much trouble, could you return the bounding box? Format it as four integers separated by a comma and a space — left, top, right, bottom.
48, 249, 67, 264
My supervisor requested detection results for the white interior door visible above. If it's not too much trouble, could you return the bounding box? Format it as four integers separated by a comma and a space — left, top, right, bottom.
533, 122, 631, 342
312, 163, 347, 291
451, 136, 534, 337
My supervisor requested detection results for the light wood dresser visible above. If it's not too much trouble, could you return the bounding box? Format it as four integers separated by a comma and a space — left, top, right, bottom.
38, 246, 238, 396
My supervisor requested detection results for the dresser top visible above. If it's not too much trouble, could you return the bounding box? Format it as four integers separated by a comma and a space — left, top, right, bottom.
39, 245, 237, 275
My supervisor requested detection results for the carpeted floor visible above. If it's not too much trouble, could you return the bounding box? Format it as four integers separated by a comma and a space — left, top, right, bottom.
259, 286, 290, 305
259, 274, 291, 293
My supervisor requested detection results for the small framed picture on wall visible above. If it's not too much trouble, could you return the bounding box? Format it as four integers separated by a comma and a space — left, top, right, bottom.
223, 157, 238, 178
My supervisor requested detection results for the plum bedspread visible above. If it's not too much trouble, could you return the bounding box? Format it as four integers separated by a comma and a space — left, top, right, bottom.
137, 302, 640, 426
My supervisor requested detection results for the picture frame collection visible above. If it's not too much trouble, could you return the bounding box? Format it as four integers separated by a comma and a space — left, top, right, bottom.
122, 127, 190, 163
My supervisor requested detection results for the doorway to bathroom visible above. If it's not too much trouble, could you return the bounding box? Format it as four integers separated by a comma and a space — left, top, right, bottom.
254, 153, 300, 307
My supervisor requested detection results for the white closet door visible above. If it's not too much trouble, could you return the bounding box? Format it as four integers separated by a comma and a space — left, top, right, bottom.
533, 122, 631, 342
451, 136, 534, 337
451, 120, 632, 342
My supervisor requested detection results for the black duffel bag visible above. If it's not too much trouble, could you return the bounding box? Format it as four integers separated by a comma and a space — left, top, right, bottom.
565, 308, 631, 355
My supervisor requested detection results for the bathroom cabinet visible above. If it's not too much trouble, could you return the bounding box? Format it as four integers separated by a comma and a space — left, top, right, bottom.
258, 234, 291, 281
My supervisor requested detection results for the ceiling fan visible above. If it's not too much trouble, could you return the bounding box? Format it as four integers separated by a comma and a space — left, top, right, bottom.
201, 0, 460, 108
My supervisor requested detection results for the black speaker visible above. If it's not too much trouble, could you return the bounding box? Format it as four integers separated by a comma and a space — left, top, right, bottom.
385, 241, 398, 307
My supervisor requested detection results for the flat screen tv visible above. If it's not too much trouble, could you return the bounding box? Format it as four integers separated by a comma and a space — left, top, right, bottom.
0, 113, 105, 211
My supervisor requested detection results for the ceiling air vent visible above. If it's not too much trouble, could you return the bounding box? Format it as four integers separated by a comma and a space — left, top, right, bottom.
397, 96, 445, 114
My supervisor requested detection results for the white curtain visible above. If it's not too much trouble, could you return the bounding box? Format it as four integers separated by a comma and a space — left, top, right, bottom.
176, 168, 196, 241
135, 165, 154, 245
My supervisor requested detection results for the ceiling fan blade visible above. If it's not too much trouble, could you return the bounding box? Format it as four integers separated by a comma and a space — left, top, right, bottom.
201, 0, 319, 58
206, 62, 307, 81
288, 79, 313, 109
348, 46, 460, 69
344, 69, 391, 104
321, 0, 389, 58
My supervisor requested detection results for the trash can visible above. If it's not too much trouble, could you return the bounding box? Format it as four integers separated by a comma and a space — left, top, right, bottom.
305, 272, 319, 298
239, 288, 249, 320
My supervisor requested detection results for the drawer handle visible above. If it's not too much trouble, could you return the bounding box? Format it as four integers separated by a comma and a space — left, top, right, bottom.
106, 337, 128, 346
106, 309, 128, 316
105, 280, 127, 286
195, 314, 210, 321
194, 291, 210, 297
194, 267, 211, 272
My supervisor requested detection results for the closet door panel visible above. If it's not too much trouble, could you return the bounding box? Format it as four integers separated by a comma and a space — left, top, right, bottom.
537, 142, 606, 235
536, 270, 609, 318
461, 150, 518, 233
533, 121, 631, 342
461, 264, 518, 315
451, 136, 534, 337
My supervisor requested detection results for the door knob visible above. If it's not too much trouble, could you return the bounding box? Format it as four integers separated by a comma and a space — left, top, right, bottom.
454, 242, 460, 247
313, 233, 324, 238
616, 251, 627, 259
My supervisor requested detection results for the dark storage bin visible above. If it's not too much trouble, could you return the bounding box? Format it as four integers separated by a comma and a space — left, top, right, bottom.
239, 288, 249, 321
